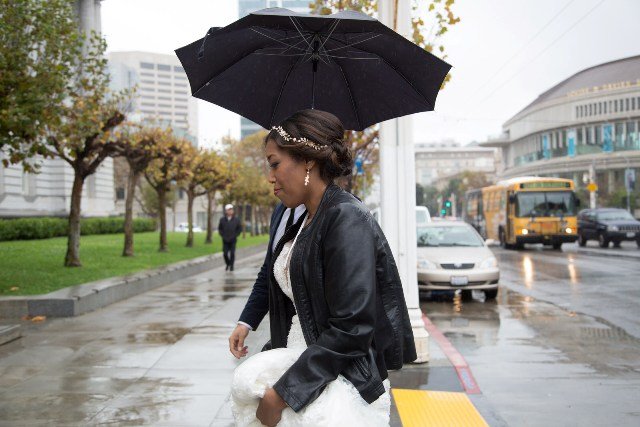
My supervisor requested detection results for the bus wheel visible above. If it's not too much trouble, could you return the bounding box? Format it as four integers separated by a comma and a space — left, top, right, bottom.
578, 233, 587, 247
552, 242, 562, 250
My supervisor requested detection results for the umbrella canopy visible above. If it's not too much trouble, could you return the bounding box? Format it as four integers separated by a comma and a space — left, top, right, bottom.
175, 8, 451, 131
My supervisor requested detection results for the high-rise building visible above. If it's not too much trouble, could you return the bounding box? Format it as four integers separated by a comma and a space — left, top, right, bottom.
107, 52, 199, 145
238, 0, 310, 139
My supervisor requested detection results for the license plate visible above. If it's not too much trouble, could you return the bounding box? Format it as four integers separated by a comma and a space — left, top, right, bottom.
627, 232, 636, 238
450, 276, 469, 286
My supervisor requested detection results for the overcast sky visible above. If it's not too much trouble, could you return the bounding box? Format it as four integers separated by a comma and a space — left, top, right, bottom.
101, 0, 640, 148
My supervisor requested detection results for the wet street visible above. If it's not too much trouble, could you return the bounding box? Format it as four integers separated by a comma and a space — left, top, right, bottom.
421, 243, 640, 426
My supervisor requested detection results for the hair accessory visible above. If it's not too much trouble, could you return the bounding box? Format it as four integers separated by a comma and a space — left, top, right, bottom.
271, 126, 326, 151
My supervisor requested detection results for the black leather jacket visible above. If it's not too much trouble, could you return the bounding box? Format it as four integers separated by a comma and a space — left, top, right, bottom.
269, 184, 416, 412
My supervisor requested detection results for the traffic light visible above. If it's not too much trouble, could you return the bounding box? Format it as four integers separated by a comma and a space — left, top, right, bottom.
445, 200, 452, 208
440, 209, 446, 215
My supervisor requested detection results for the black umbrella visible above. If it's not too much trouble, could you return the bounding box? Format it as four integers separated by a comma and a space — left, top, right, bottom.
175, 8, 451, 131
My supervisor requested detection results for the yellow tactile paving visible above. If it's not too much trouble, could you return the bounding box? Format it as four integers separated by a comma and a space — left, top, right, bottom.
392, 389, 489, 427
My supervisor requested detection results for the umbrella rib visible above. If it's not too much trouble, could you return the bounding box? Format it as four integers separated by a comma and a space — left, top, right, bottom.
250, 28, 307, 52
289, 17, 313, 49
324, 33, 381, 53
333, 47, 435, 110
270, 56, 305, 127
335, 62, 362, 130
318, 19, 341, 52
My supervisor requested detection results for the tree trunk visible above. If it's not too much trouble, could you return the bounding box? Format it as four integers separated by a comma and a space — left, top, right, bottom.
64, 173, 85, 267
250, 204, 256, 236
122, 168, 140, 257
241, 203, 247, 239
205, 190, 215, 244
186, 189, 194, 247
158, 188, 168, 252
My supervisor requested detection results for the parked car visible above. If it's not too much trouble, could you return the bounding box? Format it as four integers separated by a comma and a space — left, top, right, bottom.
174, 222, 203, 233
417, 221, 499, 299
370, 206, 432, 226
577, 208, 640, 248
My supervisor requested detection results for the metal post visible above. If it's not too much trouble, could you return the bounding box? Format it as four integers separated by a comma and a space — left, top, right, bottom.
589, 160, 597, 209
378, 0, 429, 363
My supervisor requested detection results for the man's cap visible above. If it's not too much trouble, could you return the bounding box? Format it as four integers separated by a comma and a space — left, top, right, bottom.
224, 204, 234, 210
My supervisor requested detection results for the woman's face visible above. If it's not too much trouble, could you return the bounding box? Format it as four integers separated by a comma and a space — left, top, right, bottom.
265, 139, 309, 208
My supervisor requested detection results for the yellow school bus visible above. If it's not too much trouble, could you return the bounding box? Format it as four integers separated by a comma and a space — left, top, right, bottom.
464, 177, 579, 250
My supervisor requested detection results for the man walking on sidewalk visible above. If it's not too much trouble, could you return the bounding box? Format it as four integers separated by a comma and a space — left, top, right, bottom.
218, 204, 242, 271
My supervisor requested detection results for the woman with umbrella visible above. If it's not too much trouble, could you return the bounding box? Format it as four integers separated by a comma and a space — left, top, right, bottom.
230, 109, 416, 426
176, 8, 450, 426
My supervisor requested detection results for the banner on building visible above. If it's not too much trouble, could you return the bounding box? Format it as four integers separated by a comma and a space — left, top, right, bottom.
602, 124, 613, 153
567, 129, 576, 157
542, 134, 550, 159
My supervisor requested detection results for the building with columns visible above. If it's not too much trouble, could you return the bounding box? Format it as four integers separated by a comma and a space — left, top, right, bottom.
482, 56, 640, 211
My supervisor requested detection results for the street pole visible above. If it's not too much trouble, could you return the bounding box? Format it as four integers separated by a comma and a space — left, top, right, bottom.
589, 160, 597, 209
378, 0, 429, 363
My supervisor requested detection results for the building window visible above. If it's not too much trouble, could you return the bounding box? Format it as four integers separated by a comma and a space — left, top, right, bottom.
158, 104, 171, 108
22, 172, 36, 196
116, 187, 125, 200
608, 100, 612, 113
140, 62, 154, 69
175, 104, 187, 109
588, 104, 592, 116
140, 72, 154, 77
614, 100, 619, 113
175, 97, 188, 102
577, 127, 583, 145
157, 64, 171, 71
625, 98, 630, 111
575, 106, 579, 118
141, 109, 155, 114
159, 111, 171, 116
603, 102, 607, 114
141, 87, 155, 92
158, 81, 171, 86
158, 73, 171, 79
141, 95, 155, 100
632, 97, 637, 110
598, 102, 602, 115
141, 79, 154, 84
158, 96, 171, 101
158, 89, 171, 93
141, 102, 154, 107
615, 122, 624, 147
174, 65, 184, 73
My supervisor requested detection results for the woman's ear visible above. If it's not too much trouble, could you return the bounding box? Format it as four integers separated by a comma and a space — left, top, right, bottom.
305, 159, 316, 170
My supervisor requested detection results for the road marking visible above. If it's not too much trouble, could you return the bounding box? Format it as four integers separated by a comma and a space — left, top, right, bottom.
422, 313, 482, 394
392, 389, 489, 427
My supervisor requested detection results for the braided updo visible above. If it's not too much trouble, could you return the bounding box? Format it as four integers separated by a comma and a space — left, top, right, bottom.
265, 110, 353, 183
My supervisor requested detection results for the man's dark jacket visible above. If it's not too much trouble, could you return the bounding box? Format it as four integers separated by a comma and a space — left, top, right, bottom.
217, 215, 241, 243
241, 184, 416, 412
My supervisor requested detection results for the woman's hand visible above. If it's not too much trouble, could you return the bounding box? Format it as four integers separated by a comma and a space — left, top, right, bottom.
228, 324, 250, 359
256, 388, 288, 427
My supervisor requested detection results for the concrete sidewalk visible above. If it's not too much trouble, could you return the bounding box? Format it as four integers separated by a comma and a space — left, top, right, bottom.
0, 251, 501, 426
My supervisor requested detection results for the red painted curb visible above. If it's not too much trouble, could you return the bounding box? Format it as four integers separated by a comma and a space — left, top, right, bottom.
422, 313, 482, 394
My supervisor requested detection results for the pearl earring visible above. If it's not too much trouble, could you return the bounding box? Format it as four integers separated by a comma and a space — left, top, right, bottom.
304, 169, 310, 186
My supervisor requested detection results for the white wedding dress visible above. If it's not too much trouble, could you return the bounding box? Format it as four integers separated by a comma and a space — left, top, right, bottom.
231, 215, 391, 426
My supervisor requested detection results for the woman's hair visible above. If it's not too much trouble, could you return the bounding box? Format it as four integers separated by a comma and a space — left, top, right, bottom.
265, 109, 353, 183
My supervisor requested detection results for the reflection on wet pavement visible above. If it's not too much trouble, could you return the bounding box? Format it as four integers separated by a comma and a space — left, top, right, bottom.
0, 256, 266, 426
421, 246, 640, 426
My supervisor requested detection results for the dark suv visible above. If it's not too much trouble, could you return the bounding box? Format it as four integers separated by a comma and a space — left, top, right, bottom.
577, 208, 640, 248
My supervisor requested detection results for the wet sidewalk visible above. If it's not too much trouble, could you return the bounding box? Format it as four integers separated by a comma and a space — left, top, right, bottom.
0, 252, 499, 426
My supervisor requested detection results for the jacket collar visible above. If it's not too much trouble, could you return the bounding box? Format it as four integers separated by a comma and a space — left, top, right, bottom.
299, 183, 341, 236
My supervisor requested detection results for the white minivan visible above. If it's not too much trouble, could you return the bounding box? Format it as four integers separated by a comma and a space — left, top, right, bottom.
370, 206, 432, 226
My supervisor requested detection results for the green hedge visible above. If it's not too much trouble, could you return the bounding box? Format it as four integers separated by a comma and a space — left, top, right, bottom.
0, 217, 157, 242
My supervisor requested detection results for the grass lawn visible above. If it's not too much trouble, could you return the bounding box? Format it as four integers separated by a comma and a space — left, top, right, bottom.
0, 231, 269, 296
